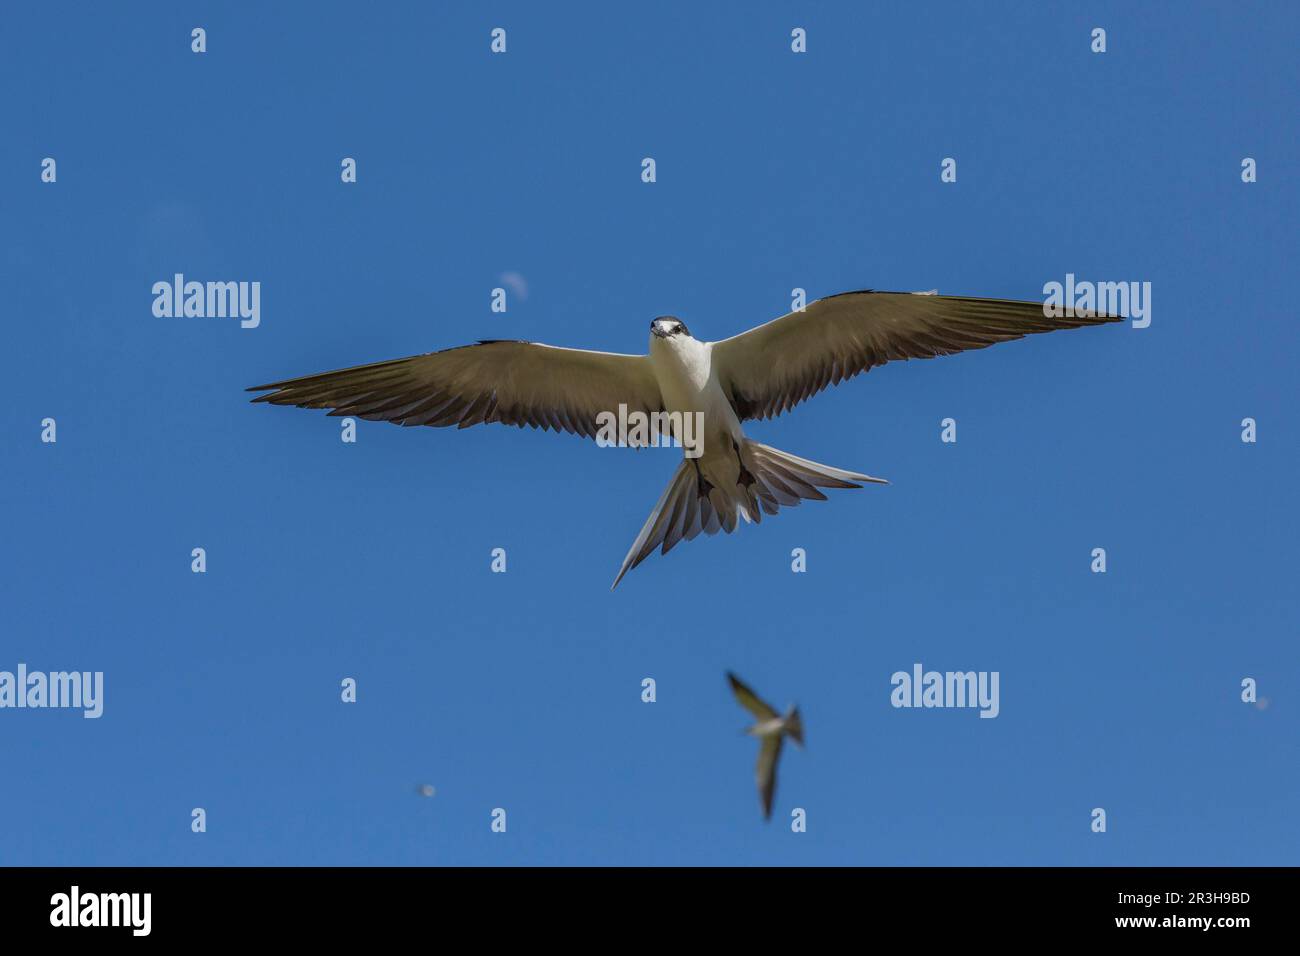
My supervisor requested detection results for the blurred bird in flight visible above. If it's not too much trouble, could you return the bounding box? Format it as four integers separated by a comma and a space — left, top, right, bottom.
728, 672, 804, 821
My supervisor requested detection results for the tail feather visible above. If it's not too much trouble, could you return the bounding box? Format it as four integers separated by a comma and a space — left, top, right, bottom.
762, 464, 825, 501
660, 484, 692, 555
747, 442, 884, 488
681, 490, 702, 542
611, 460, 701, 590
610, 439, 887, 590
710, 486, 738, 533
785, 706, 804, 747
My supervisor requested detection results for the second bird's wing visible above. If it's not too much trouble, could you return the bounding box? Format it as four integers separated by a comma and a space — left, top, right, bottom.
728, 672, 779, 721
756, 734, 783, 821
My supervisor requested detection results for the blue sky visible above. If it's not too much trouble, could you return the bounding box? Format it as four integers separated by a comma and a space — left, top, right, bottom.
2, 2, 1296, 865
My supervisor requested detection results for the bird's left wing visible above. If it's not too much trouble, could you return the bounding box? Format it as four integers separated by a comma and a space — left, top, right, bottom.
728, 672, 779, 721
711, 291, 1120, 421
756, 734, 783, 820
249, 339, 663, 441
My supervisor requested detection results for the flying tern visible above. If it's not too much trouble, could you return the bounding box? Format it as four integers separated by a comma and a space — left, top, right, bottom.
727, 671, 803, 821
248, 290, 1117, 588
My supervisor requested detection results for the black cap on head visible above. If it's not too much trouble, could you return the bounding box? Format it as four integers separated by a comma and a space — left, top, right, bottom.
650, 316, 690, 338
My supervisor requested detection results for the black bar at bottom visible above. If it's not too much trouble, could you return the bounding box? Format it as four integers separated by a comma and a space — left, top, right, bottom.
0, 866, 1284, 939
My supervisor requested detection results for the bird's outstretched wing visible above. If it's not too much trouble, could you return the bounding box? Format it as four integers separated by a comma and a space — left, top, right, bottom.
711, 291, 1121, 421
756, 734, 783, 820
728, 672, 779, 721
248, 340, 663, 441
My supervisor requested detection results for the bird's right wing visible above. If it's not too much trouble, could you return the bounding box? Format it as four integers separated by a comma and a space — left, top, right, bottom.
728, 672, 779, 721
756, 734, 783, 820
711, 291, 1120, 421
249, 339, 663, 442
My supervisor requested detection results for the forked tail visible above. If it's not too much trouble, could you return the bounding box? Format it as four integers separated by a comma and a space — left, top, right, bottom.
784, 705, 804, 747
610, 439, 886, 589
